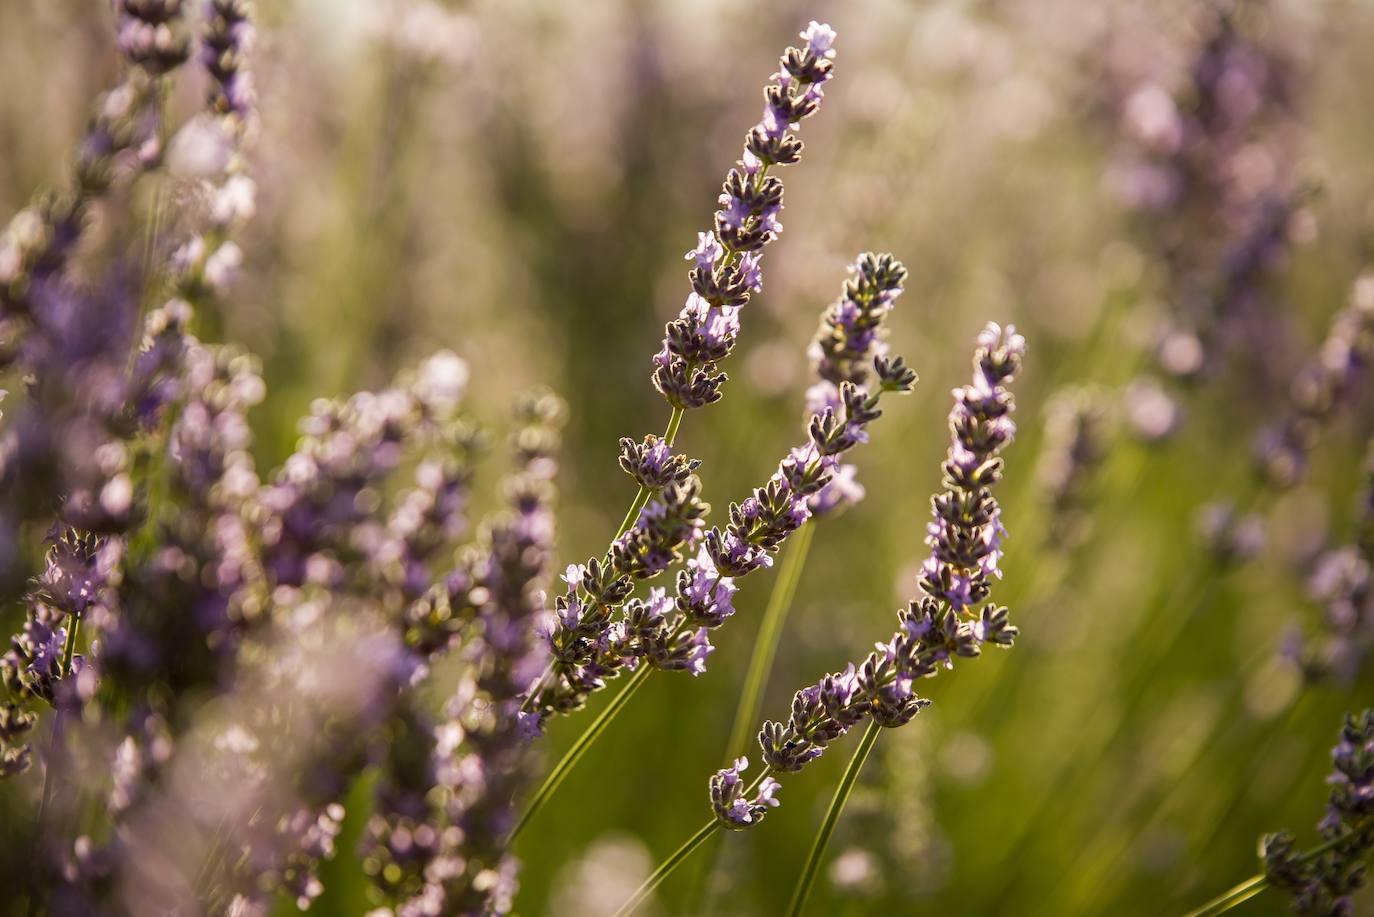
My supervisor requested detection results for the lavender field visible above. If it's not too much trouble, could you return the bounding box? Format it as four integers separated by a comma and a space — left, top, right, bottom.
1, 1, 1373, 915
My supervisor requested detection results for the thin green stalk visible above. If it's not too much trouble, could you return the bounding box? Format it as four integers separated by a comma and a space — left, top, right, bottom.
27, 617, 82, 917
1180, 875, 1269, 917
612, 818, 721, 917
724, 523, 815, 763
1180, 819, 1373, 917
59, 616, 80, 678
510, 662, 654, 842
787, 718, 882, 917
1043, 658, 1298, 915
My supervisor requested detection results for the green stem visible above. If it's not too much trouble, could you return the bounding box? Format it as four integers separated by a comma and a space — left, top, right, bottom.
28, 617, 82, 917
1180, 875, 1269, 917
510, 663, 655, 842
613, 818, 721, 917
787, 719, 882, 917
1180, 819, 1374, 917
724, 523, 815, 764
59, 616, 80, 678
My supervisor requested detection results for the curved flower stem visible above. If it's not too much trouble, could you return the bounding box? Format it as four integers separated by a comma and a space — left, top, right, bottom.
510, 663, 655, 842
787, 718, 882, 917
59, 615, 80, 677
613, 818, 721, 917
1180, 819, 1374, 917
725, 522, 815, 763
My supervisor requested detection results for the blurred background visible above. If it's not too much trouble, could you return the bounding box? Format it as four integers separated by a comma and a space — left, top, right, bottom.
3, 0, 1374, 913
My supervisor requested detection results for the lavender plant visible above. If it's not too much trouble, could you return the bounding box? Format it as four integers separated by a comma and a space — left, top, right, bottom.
612, 322, 1025, 916
512, 253, 916, 840
1183, 710, 1374, 917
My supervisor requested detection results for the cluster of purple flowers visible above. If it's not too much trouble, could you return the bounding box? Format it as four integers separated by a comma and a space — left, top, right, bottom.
710, 322, 1025, 830
0, 0, 191, 344
1260, 710, 1374, 915
652, 21, 836, 411
528, 252, 914, 722
1109, 1, 1303, 432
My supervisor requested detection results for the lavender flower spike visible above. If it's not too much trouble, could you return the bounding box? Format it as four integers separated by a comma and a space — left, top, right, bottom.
750, 321, 1024, 799
806, 251, 908, 516
653, 22, 837, 411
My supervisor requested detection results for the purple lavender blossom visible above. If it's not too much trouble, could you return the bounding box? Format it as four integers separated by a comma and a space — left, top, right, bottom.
529, 256, 914, 720
1034, 386, 1108, 545
1109, 2, 1302, 389
405, 391, 564, 915
202, 0, 256, 124
113, 0, 193, 76
618, 434, 700, 490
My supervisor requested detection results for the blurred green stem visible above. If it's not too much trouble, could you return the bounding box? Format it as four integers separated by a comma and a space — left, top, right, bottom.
1180, 875, 1269, 917
612, 769, 773, 916
787, 718, 882, 917
27, 617, 82, 917
613, 818, 721, 917
724, 523, 814, 763
1180, 819, 1373, 917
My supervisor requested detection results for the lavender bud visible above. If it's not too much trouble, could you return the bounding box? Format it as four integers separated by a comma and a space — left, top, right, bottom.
1257, 274, 1374, 490
1197, 501, 1266, 563
1292, 440, 1374, 683
618, 434, 701, 489
608, 475, 709, 580
114, 0, 193, 76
